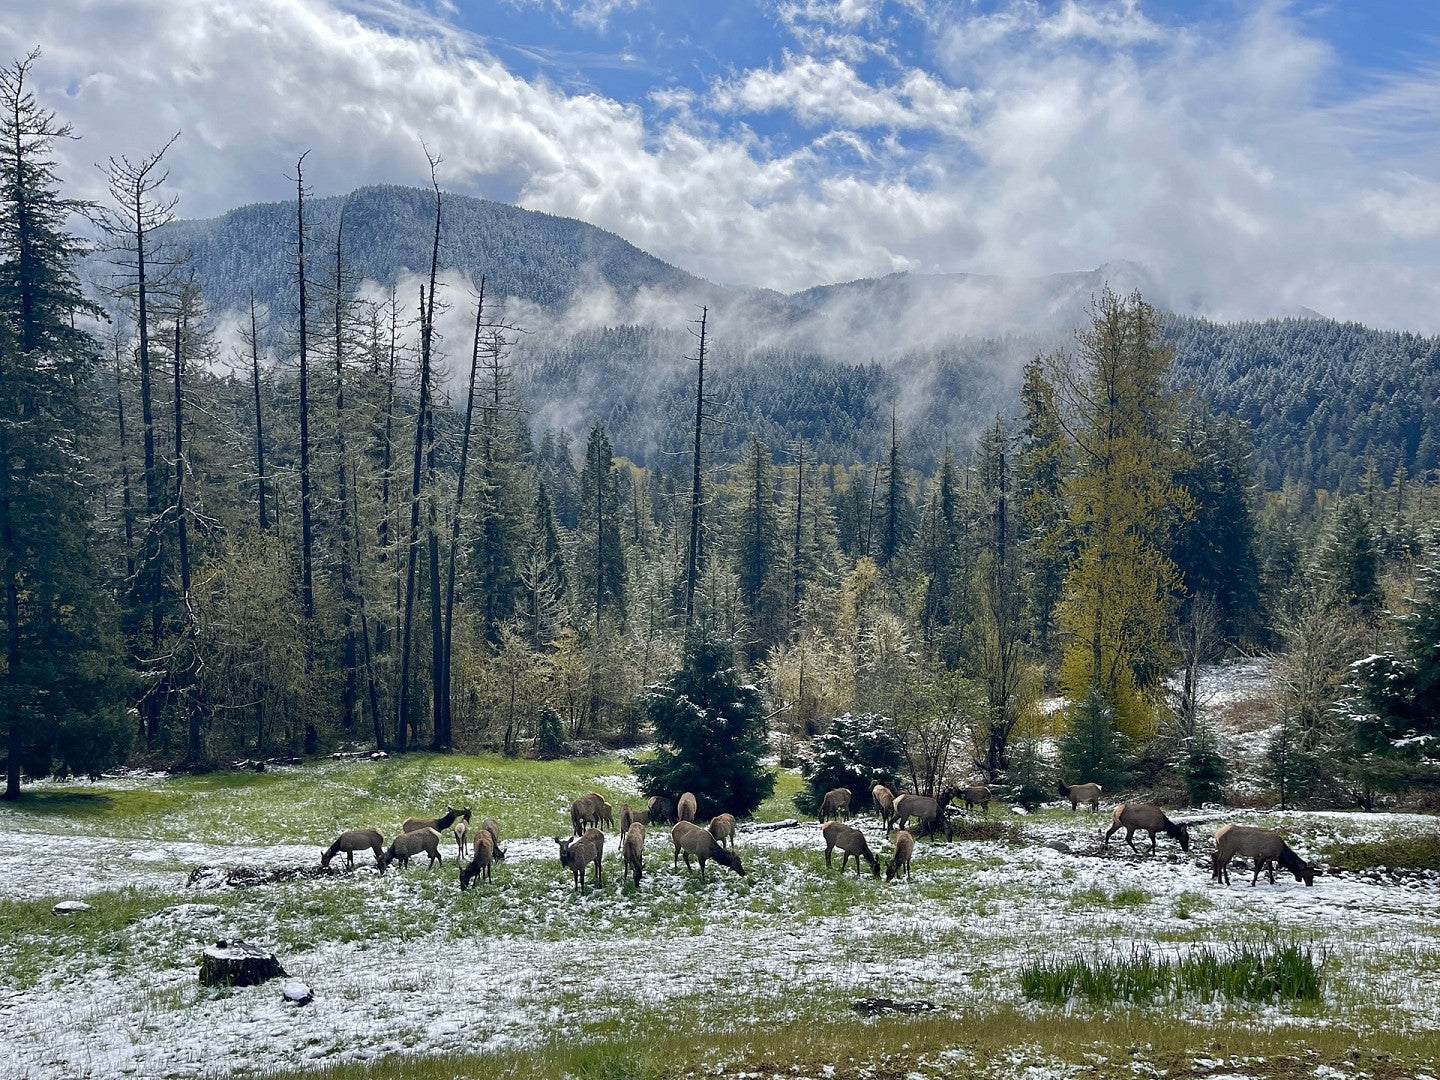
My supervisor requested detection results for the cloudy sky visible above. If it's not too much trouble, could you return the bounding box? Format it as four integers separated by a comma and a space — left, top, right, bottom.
6, 0, 1440, 329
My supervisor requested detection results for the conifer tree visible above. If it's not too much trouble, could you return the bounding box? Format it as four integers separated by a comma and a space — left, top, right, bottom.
1, 51, 130, 797
578, 423, 625, 628
1051, 289, 1191, 738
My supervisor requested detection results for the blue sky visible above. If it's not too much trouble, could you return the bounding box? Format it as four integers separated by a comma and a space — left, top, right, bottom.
6, 0, 1440, 328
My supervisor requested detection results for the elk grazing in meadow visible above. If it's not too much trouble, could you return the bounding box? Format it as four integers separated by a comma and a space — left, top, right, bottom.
321, 828, 385, 872
1211, 824, 1316, 887
670, 821, 744, 878
885, 829, 915, 882
1104, 804, 1191, 854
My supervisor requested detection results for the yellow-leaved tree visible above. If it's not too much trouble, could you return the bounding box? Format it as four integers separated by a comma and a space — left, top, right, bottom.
1050, 289, 1192, 740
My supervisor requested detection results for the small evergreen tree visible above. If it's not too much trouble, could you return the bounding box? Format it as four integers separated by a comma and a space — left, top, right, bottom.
1181, 722, 1229, 806
634, 637, 775, 817
793, 712, 905, 818
1000, 736, 1054, 810
1057, 686, 1132, 792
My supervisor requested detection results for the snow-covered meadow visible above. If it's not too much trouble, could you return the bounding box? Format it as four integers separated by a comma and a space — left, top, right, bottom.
1, 751, 1438, 1080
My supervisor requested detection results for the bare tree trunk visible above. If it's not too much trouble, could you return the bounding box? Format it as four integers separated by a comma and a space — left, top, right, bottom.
294, 154, 315, 628
174, 309, 200, 765
399, 167, 443, 750
442, 283, 486, 743
685, 307, 708, 628
332, 203, 358, 733
114, 336, 136, 581
248, 292, 269, 531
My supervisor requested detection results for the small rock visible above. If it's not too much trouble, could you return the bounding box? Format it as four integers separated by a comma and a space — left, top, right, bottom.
51, 900, 91, 915
851, 997, 936, 1014
282, 981, 313, 1006
1045, 840, 1072, 854
1010, 805, 1030, 815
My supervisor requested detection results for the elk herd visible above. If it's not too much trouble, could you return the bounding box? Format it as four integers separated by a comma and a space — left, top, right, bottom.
318, 778, 1317, 897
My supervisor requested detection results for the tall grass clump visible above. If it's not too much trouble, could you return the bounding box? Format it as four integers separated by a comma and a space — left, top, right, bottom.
1021, 941, 1322, 1006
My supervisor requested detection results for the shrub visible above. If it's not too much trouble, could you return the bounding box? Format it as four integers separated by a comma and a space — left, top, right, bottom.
793, 713, 905, 818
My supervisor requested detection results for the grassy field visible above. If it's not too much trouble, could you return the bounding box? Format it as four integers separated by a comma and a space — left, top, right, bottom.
1, 755, 1438, 1080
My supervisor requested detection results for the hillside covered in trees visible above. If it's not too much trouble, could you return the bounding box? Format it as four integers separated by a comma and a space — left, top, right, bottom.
145, 186, 1440, 492
5, 55, 1440, 813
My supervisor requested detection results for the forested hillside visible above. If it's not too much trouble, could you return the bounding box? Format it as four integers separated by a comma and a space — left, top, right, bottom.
5, 70, 1439, 814
132, 186, 1440, 492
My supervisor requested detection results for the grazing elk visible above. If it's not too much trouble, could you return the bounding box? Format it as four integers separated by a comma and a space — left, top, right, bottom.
321, 828, 385, 872
1211, 824, 1316, 887
480, 817, 506, 860
891, 791, 954, 838
570, 793, 613, 836
623, 822, 646, 887
821, 821, 880, 877
670, 821, 744, 879
1058, 781, 1102, 812
885, 829, 915, 882
459, 830, 496, 889
1104, 804, 1191, 855
647, 795, 677, 825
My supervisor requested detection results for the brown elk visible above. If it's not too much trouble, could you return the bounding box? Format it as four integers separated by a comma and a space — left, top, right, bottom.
321, 828, 385, 872
459, 830, 496, 889
556, 829, 605, 890
821, 821, 879, 877
1104, 803, 1191, 854
1058, 781, 1102, 812
670, 821, 744, 878
818, 787, 852, 823
1211, 824, 1315, 887
622, 822, 646, 886
885, 829, 915, 882
707, 812, 737, 850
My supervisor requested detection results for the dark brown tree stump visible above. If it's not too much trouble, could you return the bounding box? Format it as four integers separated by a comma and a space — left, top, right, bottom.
199, 940, 287, 987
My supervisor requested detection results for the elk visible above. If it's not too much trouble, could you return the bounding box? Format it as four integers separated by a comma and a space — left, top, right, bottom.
570, 793, 612, 836
556, 829, 605, 891
402, 806, 467, 834
670, 821, 744, 878
676, 791, 698, 824
622, 822, 646, 886
620, 802, 650, 835
818, 787, 852, 823
480, 817, 506, 860
708, 812, 737, 850
1211, 824, 1316, 887
1104, 804, 1191, 855
321, 828, 385, 872
1058, 781, 1102, 812
821, 821, 879, 877
891, 791, 953, 837
885, 829, 915, 882
957, 784, 992, 814
647, 795, 677, 824
381, 827, 442, 870
870, 782, 897, 830
459, 830, 496, 889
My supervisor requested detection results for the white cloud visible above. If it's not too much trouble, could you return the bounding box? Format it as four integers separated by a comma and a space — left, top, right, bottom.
3, 0, 1440, 331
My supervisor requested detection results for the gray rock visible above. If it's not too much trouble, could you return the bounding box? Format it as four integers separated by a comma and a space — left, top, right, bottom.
51, 900, 91, 915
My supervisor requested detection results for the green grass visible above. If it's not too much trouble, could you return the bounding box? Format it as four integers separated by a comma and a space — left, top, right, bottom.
1321, 831, 1440, 872
1020, 941, 1323, 1006
0, 887, 183, 990
242, 1004, 1440, 1080
1065, 884, 1152, 910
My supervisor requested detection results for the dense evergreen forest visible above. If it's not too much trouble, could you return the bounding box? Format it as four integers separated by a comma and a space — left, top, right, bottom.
4, 54, 1439, 810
